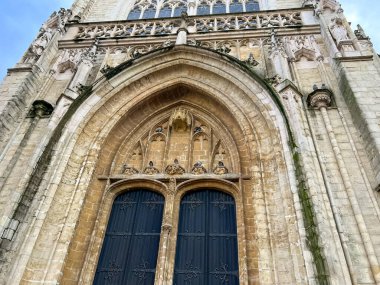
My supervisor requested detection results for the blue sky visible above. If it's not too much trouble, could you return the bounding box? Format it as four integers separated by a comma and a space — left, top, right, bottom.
0, 0, 379, 80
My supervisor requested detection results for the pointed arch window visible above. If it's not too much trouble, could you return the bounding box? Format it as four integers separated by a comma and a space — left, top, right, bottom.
174, 190, 239, 284
93, 190, 164, 284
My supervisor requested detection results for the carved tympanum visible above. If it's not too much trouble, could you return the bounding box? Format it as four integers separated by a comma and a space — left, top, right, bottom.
119, 107, 232, 175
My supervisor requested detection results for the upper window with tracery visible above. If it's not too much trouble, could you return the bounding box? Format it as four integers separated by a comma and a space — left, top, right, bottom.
127, 0, 260, 20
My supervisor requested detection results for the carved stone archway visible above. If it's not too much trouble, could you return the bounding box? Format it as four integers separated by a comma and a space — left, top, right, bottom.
16, 46, 311, 285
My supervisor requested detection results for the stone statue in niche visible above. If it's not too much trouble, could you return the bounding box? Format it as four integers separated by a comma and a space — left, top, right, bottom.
165, 159, 185, 175
169, 108, 192, 132
191, 162, 207, 175
121, 164, 139, 175
213, 161, 228, 175
329, 18, 349, 44
30, 28, 53, 57
55, 49, 83, 73
143, 161, 160, 175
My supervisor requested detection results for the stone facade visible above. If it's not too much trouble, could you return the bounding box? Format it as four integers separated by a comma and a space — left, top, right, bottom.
0, 0, 380, 284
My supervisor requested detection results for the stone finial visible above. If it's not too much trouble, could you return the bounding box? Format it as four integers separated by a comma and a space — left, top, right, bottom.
307, 85, 333, 109
354, 24, 370, 41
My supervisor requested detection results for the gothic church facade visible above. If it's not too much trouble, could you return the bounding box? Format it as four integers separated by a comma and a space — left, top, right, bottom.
0, 0, 380, 284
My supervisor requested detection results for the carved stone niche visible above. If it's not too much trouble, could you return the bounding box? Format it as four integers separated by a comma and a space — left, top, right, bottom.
169, 108, 192, 132
306, 85, 334, 109
285, 36, 323, 62
27, 100, 54, 118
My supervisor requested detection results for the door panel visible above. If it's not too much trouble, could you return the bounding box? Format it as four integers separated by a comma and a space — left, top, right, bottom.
94, 190, 164, 285
174, 190, 239, 285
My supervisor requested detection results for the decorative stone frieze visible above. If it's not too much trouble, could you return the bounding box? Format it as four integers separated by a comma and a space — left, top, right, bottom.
71, 10, 303, 40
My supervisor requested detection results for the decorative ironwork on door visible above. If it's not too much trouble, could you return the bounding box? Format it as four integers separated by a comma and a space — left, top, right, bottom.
94, 190, 164, 284
174, 190, 239, 284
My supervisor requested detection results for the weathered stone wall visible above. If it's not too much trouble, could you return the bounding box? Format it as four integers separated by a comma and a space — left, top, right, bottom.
0, 0, 379, 284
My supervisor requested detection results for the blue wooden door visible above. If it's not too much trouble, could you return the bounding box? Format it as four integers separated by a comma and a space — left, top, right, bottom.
93, 190, 164, 285
174, 190, 239, 285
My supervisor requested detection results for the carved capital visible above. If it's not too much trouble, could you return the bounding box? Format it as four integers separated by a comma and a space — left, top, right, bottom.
307, 86, 333, 109
161, 223, 173, 234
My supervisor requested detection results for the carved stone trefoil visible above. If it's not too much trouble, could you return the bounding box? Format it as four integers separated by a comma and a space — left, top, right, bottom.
213, 161, 228, 175
143, 161, 160, 175
191, 162, 207, 175
165, 159, 185, 175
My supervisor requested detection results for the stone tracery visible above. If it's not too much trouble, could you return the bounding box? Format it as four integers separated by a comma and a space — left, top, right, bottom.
118, 107, 233, 176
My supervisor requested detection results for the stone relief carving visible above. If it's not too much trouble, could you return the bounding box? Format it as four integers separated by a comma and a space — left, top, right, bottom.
354, 24, 370, 41
285, 35, 323, 61
143, 161, 160, 174
329, 18, 349, 44
191, 162, 207, 175
165, 159, 186, 175
121, 164, 140, 175
23, 8, 71, 63
169, 108, 192, 131
119, 109, 233, 176
213, 161, 229, 175
321, 0, 342, 13
168, 178, 177, 195
244, 53, 259, 66
53, 49, 83, 74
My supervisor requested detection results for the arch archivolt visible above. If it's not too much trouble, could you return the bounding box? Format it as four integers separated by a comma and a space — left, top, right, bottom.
19, 47, 306, 285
